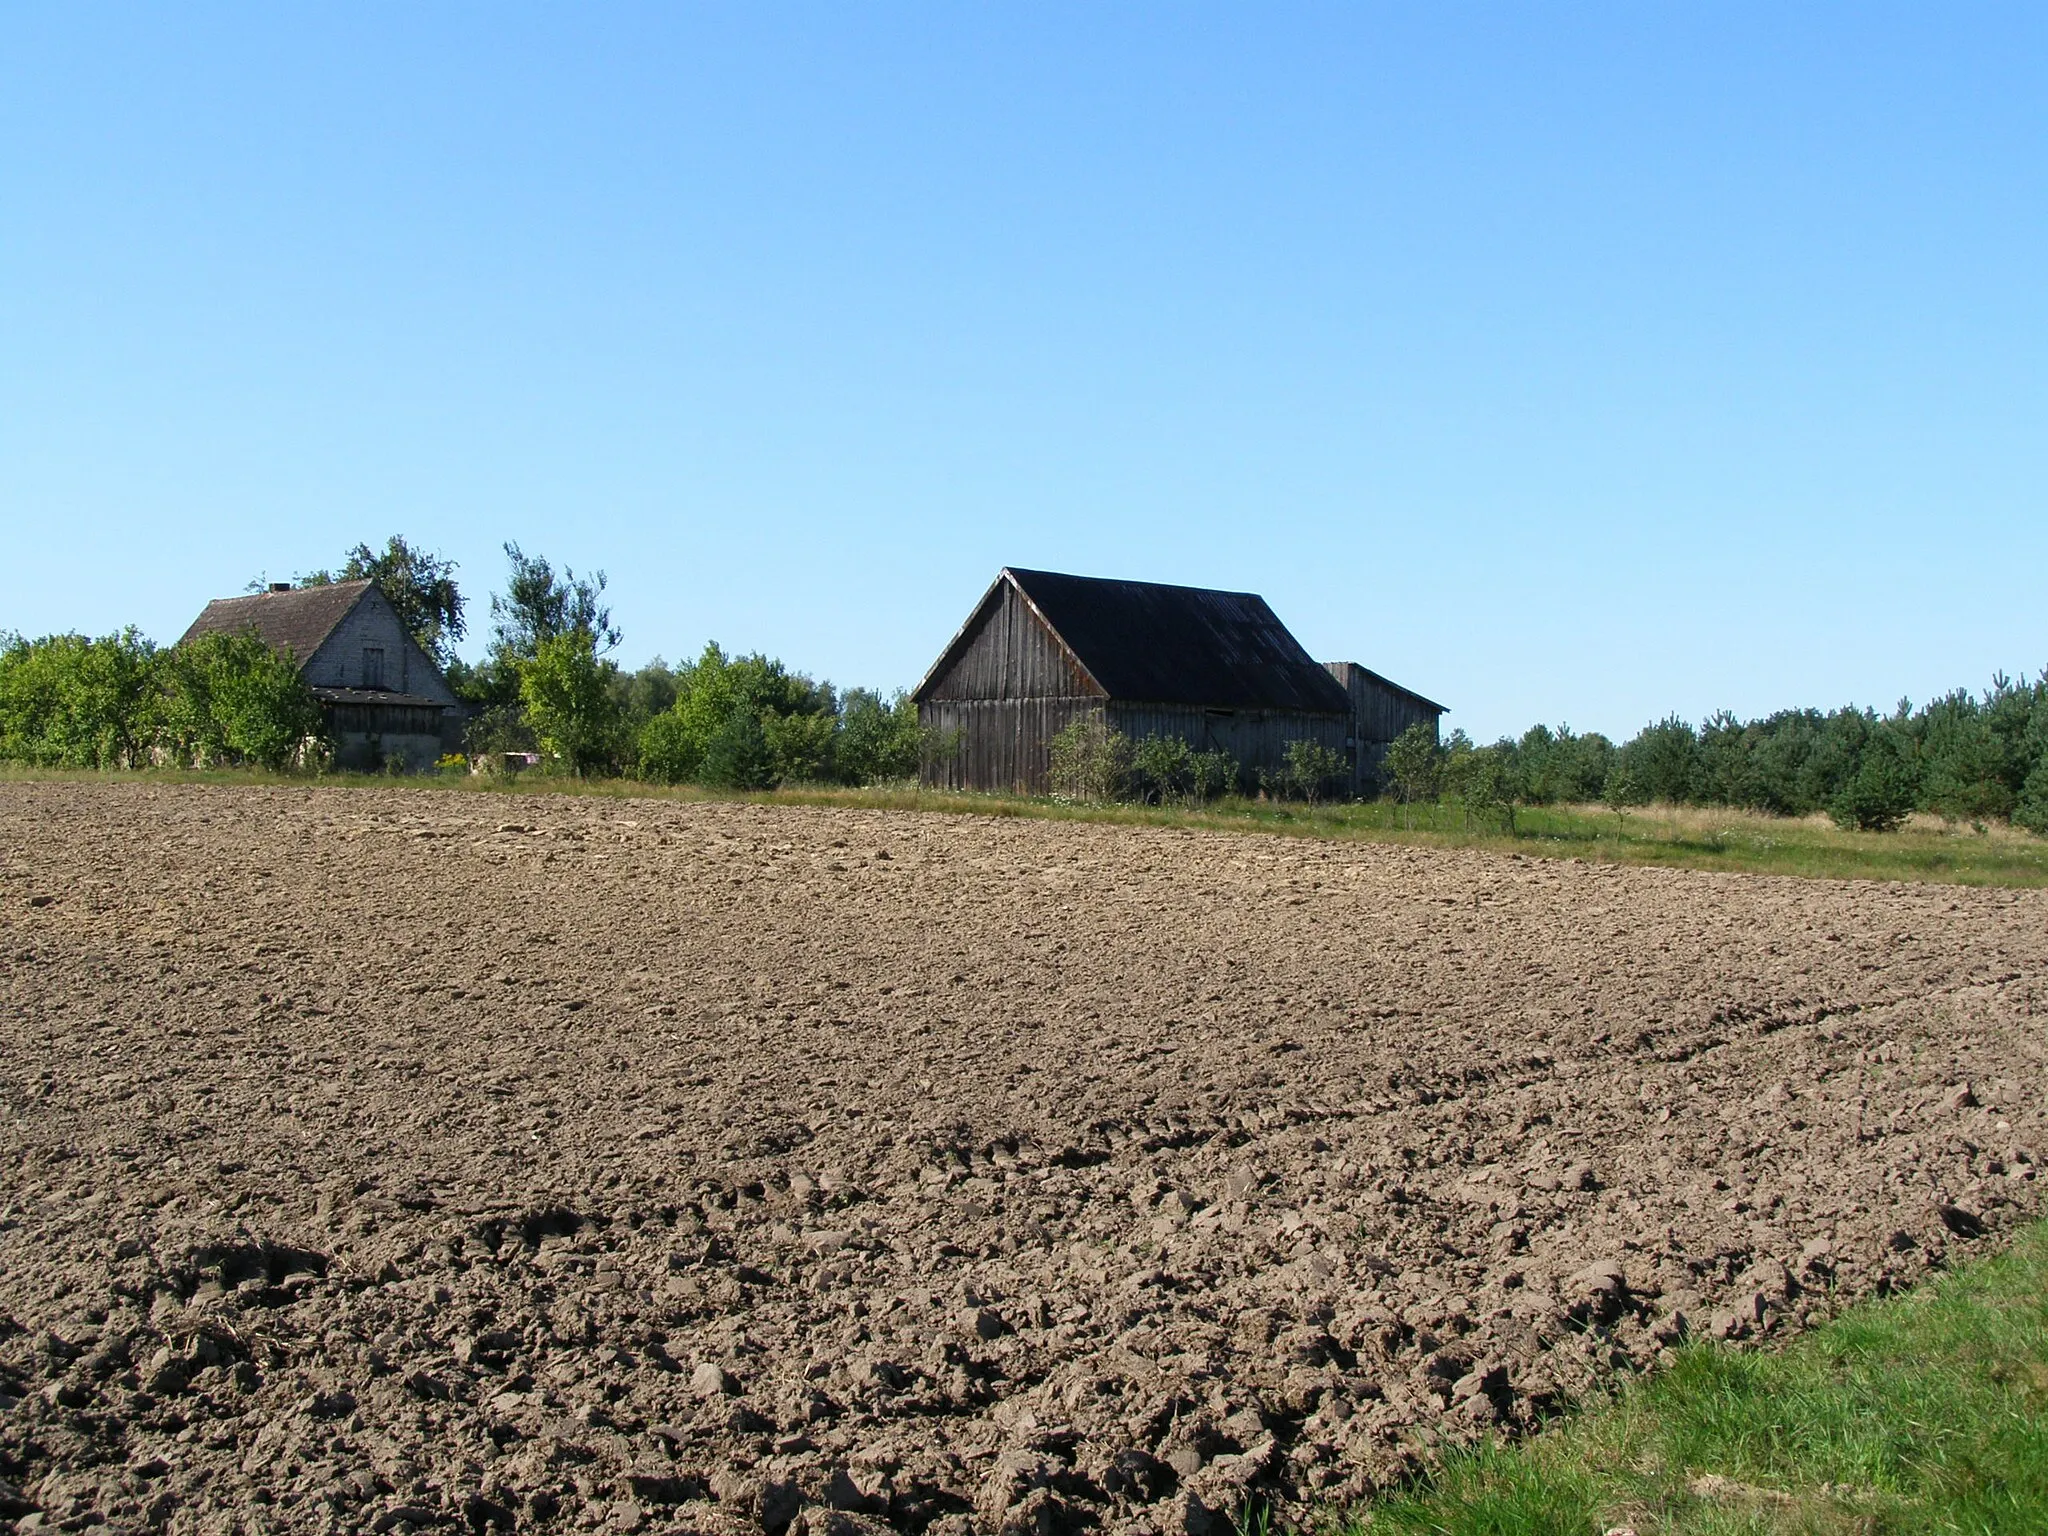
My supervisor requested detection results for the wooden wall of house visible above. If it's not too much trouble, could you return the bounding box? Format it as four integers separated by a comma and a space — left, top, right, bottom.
920, 581, 1104, 792
1105, 704, 1352, 782
920, 581, 1098, 702
323, 701, 462, 772
920, 697, 1104, 793
1324, 662, 1443, 789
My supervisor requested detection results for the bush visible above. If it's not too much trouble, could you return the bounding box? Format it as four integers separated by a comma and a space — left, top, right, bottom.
1047, 717, 1132, 802
1282, 738, 1348, 806
1132, 735, 1193, 804
1455, 745, 1517, 832
1189, 749, 1239, 802
1382, 722, 1444, 806
836, 689, 923, 785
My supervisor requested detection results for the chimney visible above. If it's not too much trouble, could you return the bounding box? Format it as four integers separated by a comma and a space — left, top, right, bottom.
269, 582, 292, 593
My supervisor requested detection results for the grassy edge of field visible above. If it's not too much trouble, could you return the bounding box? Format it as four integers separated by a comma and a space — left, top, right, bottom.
8, 764, 2047, 888
1339, 1219, 2048, 1536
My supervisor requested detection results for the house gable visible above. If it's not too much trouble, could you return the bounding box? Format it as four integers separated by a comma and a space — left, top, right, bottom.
300, 586, 457, 705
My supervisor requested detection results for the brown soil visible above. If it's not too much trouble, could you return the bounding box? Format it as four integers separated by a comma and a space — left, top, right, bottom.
2, 781, 2043, 1536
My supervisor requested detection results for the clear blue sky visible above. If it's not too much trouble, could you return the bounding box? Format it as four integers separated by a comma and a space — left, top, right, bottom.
4, 5, 2042, 741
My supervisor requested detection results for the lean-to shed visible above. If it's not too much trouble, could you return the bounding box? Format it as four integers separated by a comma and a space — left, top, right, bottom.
180, 580, 464, 771
915, 567, 1442, 795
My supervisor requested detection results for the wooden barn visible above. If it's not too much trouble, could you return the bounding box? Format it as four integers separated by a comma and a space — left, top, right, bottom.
180, 580, 464, 771
914, 567, 1444, 795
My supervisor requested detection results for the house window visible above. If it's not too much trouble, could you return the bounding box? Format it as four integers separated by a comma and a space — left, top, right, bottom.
363, 647, 385, 689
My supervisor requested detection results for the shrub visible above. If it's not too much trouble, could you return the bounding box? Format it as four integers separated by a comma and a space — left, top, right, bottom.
1282, 738, 1348, 806
836, 689, 923, 785
1458, 745, 1517, 833
1382, 722, 1444, 806
1132, 735, 1194, 805
763, 709, 837, 785
1047, 717, 1132, 802
1189, 749, 1239, 802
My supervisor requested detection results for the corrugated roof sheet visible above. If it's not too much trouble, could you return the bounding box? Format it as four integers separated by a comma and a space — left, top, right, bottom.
1005, 568, 1352, 713
179, 581, 372, 668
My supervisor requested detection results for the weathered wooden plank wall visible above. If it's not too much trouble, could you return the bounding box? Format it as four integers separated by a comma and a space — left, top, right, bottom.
1106, 704, 1351, 784
921, 583, 1096, 702
1324, 663, 1443, 789
920, 698, 1104, 793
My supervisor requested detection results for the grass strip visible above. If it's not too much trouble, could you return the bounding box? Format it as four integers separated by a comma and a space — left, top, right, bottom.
1352, 1221, 2048, 1535
6, 766, 2047, 888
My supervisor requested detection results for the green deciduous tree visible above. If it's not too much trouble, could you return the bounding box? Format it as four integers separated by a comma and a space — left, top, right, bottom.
835, 689, 924, 785
1283, 738, 1348, 807
1382, 721, 1445, 811
636, 643, 836, 788
0, 629, 160, 768
520, 630, 625, 776
319, 536, 468, 668
158, 631, 325, 770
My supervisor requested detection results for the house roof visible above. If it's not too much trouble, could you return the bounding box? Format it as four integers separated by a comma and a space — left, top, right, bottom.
995, 567, 1353, 713
179, 581, 373, 667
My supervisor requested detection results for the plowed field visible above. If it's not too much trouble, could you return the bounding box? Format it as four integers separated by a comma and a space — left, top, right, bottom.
2, 781, 2043, 1536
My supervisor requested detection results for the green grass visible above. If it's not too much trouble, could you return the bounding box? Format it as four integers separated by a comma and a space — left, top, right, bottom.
1354, 1221, 2048, 1535
5, 765, 2046, 888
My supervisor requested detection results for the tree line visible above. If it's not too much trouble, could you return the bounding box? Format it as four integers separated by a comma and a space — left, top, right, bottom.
0, 536, 928, 787
1378, 680, 2048, 834
4, 534, 2044, 835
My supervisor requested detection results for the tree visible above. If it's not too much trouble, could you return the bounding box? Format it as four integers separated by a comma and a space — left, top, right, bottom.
1459, 745, 1517, 833
636, 643, 835, 788
342, 537, 466, 668
1617, 715, 1701, 805
0, 629, 159, 769
520, 630, 625, 776
1828, 727, 1918, 832
157, 631, 324, 770
1283, 738, 1348, 807
1189, 749, 1239, 803
1047, 717, 1132, 802
836, 689, 923, 785
490, 543, 620, 661
1382, 722, 1444, 813
1132, 735, 1194, 805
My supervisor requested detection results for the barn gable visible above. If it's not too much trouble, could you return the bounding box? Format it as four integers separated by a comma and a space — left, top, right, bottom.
915, 568, 1352, 714
915, 572, 1104, 704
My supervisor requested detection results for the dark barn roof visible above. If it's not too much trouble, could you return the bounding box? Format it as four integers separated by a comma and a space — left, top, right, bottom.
179, 581, 373, 666
924, 568, 1353, 713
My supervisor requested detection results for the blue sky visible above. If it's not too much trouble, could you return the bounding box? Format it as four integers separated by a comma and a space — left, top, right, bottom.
3, 5, 2042, 740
